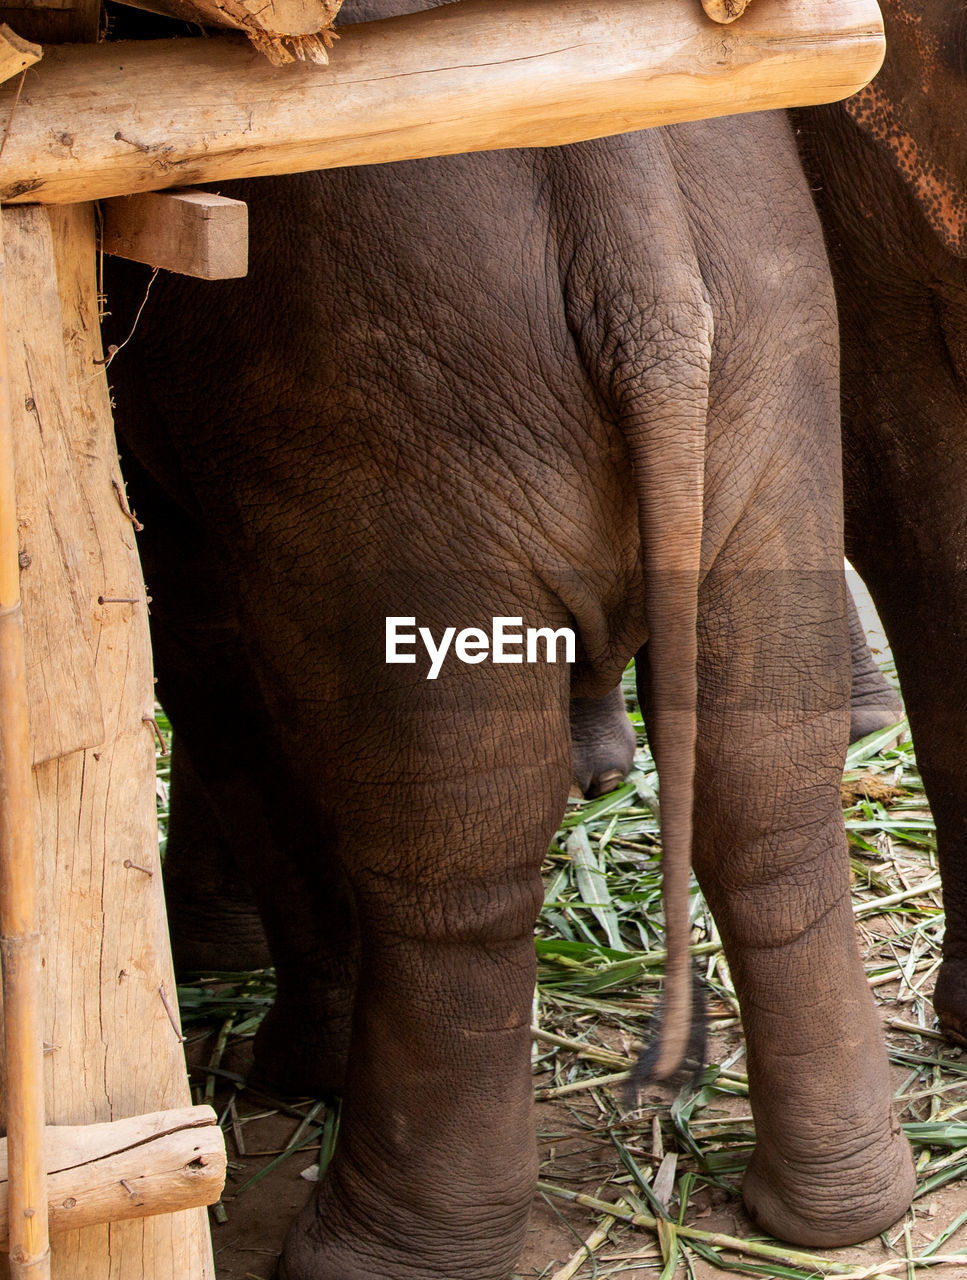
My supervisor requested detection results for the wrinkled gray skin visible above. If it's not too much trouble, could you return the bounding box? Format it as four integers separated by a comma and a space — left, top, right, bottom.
105, 13, 915, 1270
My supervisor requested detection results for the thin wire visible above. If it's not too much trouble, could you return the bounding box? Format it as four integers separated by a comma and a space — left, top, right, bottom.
0, 68, 28, 162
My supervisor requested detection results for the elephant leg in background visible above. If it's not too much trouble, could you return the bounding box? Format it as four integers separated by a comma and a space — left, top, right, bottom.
839, 339, 967, 1045
163, 740, 271, 974
570, 684, 637, 796
846, 585, 903, 740
574, 582, 902, 802
126, 462, 359, 1095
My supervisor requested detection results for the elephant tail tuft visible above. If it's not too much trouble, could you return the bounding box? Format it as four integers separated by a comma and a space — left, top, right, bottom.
628, 968, 708, 1090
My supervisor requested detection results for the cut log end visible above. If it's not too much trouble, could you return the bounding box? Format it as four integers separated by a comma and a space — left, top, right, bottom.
701, 0, 750, 23
247, 25, 337, 65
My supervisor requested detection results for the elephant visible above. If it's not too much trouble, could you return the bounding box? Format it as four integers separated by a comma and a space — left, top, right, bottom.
791, 0, 967, 1050
102, 2, 917, 1270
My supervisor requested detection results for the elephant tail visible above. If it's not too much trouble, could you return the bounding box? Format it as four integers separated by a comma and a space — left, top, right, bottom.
629, 418, 705, 1081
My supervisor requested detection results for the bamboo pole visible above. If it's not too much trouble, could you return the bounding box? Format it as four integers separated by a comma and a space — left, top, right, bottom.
0, 0, 886, 206
0, 210, 50, 1278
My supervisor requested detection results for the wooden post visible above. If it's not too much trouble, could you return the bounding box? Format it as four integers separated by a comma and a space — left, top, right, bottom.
0, 0, 886, 205
2, 202, 216, 1280
0, 208, 50, 1280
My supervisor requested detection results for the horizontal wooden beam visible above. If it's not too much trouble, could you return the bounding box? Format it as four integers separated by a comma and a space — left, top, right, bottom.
0, 0, 885, 206
0, 1106, 226, 1243
101, 190, 249, 278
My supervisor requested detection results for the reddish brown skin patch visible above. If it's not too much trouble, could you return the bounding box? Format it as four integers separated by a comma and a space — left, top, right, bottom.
845, 82, 967, 256
843, 0, 967, 258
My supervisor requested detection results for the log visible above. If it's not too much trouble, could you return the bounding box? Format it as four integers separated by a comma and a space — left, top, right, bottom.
0, 0, 885, 206
3, 200, 216, 1279
0, 1106, 226, 1243
0, 25, 39, 87
101, 190, 248, 279
122, 0, 341, 66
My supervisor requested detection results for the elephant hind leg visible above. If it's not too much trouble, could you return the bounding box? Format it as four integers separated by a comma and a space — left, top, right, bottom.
692, 566, 915, 1246
278, 653, 573, 1280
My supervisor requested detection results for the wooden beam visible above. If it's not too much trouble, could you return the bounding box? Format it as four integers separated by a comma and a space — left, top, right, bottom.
101, 190, 248, 279
0, 24, 40, 86
0, 1106, 227, 1242
0, 0, 886, 206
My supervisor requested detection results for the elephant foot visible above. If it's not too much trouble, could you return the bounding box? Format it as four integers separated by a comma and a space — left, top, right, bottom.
849, 687, 904, 745
932, 959, 967, 1047
847, 592, 903, 744
570, 687, 637, 797
251, 997, 352, 1098
275, 1178, 529, 1280
742, 1116, 915, 1246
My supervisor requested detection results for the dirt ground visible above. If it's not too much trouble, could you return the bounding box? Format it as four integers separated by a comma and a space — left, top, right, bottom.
188, 1000, 967, 1280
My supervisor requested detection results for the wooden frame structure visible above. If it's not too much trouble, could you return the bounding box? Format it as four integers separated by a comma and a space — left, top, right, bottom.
0, 0, 885, 1274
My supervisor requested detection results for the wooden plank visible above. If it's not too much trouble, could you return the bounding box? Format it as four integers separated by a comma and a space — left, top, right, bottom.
101, 190, 248, 279
1, 201, 216, 1280
0, 25, 40, 86
0, 1106, 226, 1243
4, 192, 103, 765
0, 0, 886, 206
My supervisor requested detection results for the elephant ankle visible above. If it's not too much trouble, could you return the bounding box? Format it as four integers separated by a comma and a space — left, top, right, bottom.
742, 1115, 915, 1246
278, 1167, 532, 1280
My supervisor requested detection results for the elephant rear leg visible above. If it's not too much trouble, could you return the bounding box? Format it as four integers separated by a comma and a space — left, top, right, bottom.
685, 565, 915, 1245
278, 652, 572, 1280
